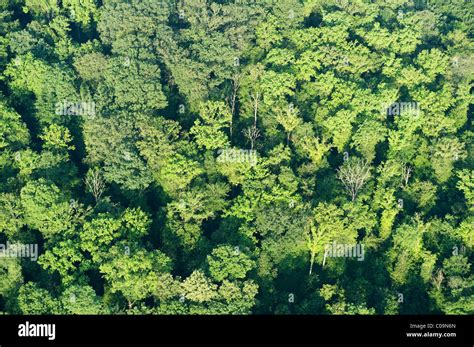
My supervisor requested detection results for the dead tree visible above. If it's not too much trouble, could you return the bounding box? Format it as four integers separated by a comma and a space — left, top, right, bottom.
242, 125, 261, 151
337, 157, 371, 201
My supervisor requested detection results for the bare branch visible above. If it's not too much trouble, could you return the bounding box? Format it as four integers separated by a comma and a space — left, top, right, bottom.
337, 157, 371, 201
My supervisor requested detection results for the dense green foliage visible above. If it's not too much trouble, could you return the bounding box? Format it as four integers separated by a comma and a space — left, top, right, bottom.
0, 0, 472, 315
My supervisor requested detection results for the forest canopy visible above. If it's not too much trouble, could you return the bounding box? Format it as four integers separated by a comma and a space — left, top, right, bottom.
0, 0, 472, 315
